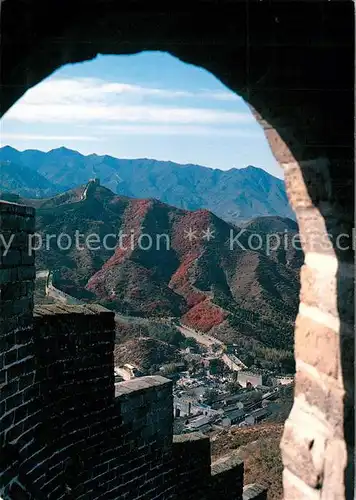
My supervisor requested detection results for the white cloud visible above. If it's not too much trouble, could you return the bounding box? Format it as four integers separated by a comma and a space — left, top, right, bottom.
5, 103, 253, 125
3, 77, 248, 126
16, 78, 191, 106
18, 78, 241, 105
99, 124, 259, 137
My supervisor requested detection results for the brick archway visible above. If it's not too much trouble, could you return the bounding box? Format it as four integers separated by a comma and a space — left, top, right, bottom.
1, 1, 354, 498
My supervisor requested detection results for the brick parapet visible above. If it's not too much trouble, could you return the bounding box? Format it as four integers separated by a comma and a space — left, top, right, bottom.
243, 483, 268, 500
210, 454, 244, 499
172, 432, 211, 500
115, 376, 173, 448
0, 201, 36, 496
172, 432, 249, 500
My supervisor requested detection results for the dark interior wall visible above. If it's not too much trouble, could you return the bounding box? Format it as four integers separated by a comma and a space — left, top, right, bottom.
0, 1, 354, 498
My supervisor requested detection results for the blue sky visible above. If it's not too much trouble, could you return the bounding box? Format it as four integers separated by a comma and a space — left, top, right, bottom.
0, 52, 281, 177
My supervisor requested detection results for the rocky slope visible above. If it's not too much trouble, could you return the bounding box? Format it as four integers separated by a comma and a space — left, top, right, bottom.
211, 423, 284, 500
25, 182, 300, 369
114, 316, 185, 371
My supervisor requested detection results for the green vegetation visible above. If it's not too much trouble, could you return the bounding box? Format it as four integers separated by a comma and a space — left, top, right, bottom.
208, 358, 226, 375
145, 323, 185, 347
203, 388, 220, 405
180, 336, 200, 352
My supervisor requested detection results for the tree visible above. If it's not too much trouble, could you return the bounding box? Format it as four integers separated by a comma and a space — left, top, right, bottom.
148, 323, 185, 347
181, 337, 200, 352
208, 358, 225, 375
203, 388, 219, 405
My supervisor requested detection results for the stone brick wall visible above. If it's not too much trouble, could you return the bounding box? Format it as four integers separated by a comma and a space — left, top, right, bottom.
29, 303, 116, 498
262, 142, 354, 499
0, 201, 37, 496
172, 433, 211, 499
172, 432, 258, 500
210, 454, 245, 499
111, 377, 176, 500
1, 298, 118, 498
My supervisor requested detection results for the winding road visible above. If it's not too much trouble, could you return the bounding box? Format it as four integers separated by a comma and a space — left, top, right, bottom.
177, 323, 223, 348
176, 323, 247, 371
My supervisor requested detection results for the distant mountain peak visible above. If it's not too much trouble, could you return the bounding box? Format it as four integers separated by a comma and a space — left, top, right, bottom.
0, 146, 292, 222
243, 165, 271, 175
0, 145, 18, 152
48, 146, 82, 156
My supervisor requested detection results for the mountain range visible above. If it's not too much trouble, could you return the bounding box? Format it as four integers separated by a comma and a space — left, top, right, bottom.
0, 145, 293, 223
10, 181, 301, 372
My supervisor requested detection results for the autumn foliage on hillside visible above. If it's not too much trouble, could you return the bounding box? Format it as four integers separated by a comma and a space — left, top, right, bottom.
182, 299, 228, 332
33, 183, 301, 360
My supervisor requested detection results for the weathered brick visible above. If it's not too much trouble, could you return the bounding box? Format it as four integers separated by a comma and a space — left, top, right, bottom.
283, 467, 321, 500
14, 403, 29, 424
1, 315, 32, 337
0, 267, 18, 285
0, 296, 33, 318
23, 384, 40, 402
4, 347, 18, 366
0, 282, 22, 301
18, 372, 35, 391
8, 359, 29, 380
15, 327, 33, 345
255, 114, 296, 164
0, 332, 16, 352
295, 367, 345, 438
320, 439, 349, 500
0, 201, 35, 217
295, 207, 353, 260
281, 417, 326, 488
1, 380, 18, 401
295, 315, 339, 378
6, 391, 24, 413
300, 264, 354, 323
21, 251, 35, 266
